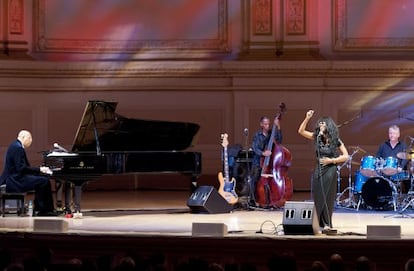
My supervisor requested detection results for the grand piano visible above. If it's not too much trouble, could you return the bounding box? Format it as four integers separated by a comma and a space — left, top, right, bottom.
44, 100, 202, 213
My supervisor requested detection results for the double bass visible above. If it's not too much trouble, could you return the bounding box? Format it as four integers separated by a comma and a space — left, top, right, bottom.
255, 103, 293, 208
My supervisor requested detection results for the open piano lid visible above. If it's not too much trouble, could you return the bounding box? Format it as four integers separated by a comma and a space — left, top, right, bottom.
72, 101, 200, 153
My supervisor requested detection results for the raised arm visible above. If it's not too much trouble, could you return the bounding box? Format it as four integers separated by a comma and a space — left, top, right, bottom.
298, 110, 315, 140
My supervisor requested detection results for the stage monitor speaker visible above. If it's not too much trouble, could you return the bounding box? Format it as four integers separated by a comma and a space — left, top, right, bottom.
282, 201, 318, 235
34, 219, 68, 233
192, 222, 228, 237
187, 186, 233, 214
367, 225, 401, 239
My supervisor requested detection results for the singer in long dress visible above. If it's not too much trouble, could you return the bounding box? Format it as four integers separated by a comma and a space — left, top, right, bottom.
298, 110, 349, 231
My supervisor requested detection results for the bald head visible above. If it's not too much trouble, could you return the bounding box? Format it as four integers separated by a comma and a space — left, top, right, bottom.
17, 130, 33, 148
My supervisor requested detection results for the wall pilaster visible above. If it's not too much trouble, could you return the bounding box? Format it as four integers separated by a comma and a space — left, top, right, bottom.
239, 0, 323, 60
0, 0, 31, 59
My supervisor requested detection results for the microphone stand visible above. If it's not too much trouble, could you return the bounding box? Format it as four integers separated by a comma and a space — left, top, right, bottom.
336, 111, 362, 128
316, 134, 332, 230
244, 130, 255, 206
316, 133, 338, 234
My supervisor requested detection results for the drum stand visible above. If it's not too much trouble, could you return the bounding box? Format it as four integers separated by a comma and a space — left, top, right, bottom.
391, 175, 414, 218
336, 149, 359, 209
397, 197, 414, 217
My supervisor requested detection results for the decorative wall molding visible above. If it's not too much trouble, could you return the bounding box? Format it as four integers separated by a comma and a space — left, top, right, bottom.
252, 0, 272, 35
334, 0, 414, 51
33, 0, 230, 59
9, 0, 24, 35
0, 0, 29, 58
239, 0, 320, 60
286, 0, 305, 35
1, 60, 414, 91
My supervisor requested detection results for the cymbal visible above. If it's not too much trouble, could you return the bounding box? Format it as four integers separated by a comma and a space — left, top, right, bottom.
348, 145, 367, 154
351, 160, 361, 166
397, 151, 414, 159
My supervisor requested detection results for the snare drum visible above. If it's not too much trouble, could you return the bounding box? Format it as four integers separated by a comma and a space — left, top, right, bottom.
390, 171, 410, 182
381, 156, 398, 176
390, 171, 411, 194
360, 156, 379, 177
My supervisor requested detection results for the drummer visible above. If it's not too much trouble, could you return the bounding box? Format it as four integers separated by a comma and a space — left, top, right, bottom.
376, 124, 409, 175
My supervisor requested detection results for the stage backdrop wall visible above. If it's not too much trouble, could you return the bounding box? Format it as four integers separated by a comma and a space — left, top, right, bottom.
1, 0, 414, 192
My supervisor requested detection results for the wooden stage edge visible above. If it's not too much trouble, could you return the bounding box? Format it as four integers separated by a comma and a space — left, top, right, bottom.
0, 190, 414, 271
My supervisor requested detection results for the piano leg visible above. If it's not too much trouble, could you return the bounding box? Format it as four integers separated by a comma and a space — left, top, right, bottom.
55, 180, 72, 214
73, 184, 83, 213
64, 182, 72, 214
55, 181, 63, 209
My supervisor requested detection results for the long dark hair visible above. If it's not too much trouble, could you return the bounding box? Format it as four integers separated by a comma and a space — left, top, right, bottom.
313, 116, 340, 152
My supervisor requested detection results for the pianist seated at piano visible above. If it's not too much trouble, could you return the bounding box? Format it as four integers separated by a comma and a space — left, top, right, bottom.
0, 130, 58, 216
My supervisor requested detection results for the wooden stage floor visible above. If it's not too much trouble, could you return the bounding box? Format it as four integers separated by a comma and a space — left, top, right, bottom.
2, 189, 412, 238
1, 190, 414, 270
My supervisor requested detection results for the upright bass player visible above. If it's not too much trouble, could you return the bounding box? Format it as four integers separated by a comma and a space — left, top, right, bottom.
250, 103, 293, 209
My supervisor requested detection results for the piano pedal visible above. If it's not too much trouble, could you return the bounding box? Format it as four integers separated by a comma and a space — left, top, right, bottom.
55, 206, 72, 216
62, 209, 83, 219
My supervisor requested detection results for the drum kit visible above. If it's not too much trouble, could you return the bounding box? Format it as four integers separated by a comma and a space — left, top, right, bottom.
336, 146, 414, 213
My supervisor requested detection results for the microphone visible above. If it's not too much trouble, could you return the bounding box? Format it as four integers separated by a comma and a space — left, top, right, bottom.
244, 128, 249, 136
53, 143, 69, 153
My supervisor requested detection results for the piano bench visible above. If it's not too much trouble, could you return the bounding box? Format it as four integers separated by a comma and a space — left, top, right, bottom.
0, 185, 26, 217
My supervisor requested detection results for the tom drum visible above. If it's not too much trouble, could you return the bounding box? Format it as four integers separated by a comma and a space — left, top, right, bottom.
360, 156, 379, 177
381, 156, 398, 176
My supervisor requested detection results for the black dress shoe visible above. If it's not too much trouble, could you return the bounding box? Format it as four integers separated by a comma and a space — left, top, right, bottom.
248, 201, 258, 208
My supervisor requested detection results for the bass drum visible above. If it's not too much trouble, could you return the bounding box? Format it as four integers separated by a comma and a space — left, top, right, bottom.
361, 176, 396, 209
